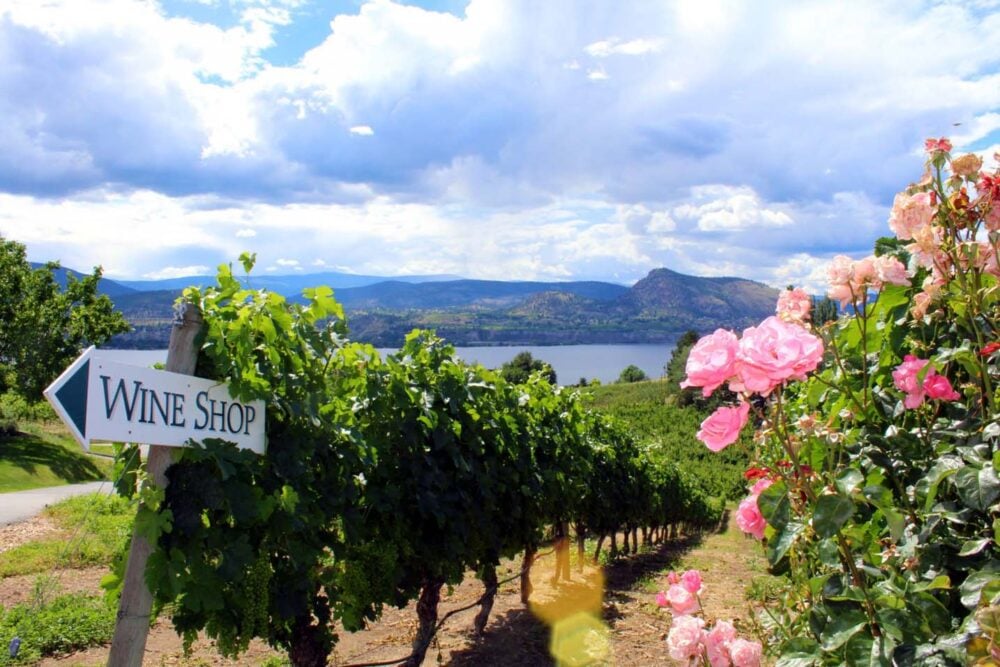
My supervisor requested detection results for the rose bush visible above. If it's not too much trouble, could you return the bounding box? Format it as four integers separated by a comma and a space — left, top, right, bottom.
682, 140, 1000, 664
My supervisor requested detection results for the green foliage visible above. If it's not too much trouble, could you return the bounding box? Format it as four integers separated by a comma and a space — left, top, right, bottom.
616, 364, 648, 383
136, 261, 723, 666
0, 236, 130, 400
0, 492, 132, 576
0, 593, 115, 665
0, 429, 110, 493
810, 296, 838, 325
665, 330, 699, 388
498, 350, 557, 385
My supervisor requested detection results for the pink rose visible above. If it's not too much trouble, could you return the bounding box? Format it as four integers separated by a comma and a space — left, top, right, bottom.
730, 317, 824, 396
776, 287, 812, 324
666, 614, 705, 661
873, 255, 910, 286
655, 590, 669, 607
681, 329, 739, 397
888, 191, 935, 241
666, 583, 700, 616
906, 223, 944, 269
697, 402, 750, 452
667, 570, 681, 585
750, 477, 774, 496
911, 291, 933, 319
705, 620, 737, 667
826, 282, 854, 309
924, 137, 952, 154
853, 256, 877, 288
985, 202, 1000, 232
892, 355, 960, 409
680, 569, 703, 595
736, 494, 767, 540
924, 374, 960, 402
827, 254, 855, 285
729, 638, 763, 667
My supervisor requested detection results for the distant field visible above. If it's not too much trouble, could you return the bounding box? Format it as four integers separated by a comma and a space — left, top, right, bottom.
582, 379, 749, 500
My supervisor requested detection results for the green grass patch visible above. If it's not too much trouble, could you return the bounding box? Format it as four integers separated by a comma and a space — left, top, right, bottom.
0, 422, 111, 492
0, 493, 133, 577
0, 588, 115, 665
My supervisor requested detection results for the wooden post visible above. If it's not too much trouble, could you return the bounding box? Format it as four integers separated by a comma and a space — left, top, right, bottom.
107, 303, 203, 667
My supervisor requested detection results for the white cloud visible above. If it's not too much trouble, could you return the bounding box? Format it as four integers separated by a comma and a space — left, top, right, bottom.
585, 37, 661, 58
587, 68, 608, 81
236, 228, 257, 237
143, 265, 211, 280
275, 258, 300, 266
349, 125, 375, 136
673, 186, 793, 232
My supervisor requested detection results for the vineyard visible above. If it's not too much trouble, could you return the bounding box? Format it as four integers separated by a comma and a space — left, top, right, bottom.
100, 256, 725, 667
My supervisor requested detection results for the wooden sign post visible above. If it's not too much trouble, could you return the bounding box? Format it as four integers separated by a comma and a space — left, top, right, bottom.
43, 304, 266, 666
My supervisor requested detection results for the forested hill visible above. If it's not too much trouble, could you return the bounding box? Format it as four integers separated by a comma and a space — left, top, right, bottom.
103, 267, 778, 348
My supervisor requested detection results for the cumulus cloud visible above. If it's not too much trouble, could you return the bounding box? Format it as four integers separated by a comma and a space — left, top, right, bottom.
1, 0, 999, 287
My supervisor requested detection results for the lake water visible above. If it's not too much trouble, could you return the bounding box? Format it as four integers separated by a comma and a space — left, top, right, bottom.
97, 344, 674, 385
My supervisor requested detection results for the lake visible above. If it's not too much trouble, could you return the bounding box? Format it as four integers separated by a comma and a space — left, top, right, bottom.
96, 344, 674, 385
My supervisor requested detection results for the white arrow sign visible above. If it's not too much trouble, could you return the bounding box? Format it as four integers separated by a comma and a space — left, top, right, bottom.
44, 347, 266, 454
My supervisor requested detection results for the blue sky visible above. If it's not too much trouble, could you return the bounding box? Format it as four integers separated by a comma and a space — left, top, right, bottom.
1, 0, 999, 289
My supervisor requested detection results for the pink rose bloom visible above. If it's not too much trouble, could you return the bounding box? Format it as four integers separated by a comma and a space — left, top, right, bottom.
911, 291, 933, 319
705, 620, 737, 667
985, 202, 1000, 232
924, 374, 960, 402
697, 402, 751, 452
655, 590, 669, 607
666, 614, 705, 661
826, 282, 854, 309
776, 287, 812, 324
729, 638, 763, 667
750, 477, 774, 496
925, 137, 952, 154
852, 256, 877, 288
666, 583, 700, 616
873, 255, 910, 287
681, 329, 739, 397
892, 355, 927, 396
888, 191, 935, 241
736, 494, 767, 540
667, 570, 681, 585
730, 317, 824, 396
826, 254, 855, 285
680, 569, 703, 595
906, 223, 944, 269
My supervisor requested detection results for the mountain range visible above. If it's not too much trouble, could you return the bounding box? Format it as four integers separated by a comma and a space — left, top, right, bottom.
37, 264, 779, 348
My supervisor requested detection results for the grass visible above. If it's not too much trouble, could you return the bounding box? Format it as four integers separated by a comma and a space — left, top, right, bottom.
0, 421, 112, 492
0, 587, 116, 665
0, 493, 133, 577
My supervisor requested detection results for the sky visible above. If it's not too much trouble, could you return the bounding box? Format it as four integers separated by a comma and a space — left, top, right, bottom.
1, 0, 999, 290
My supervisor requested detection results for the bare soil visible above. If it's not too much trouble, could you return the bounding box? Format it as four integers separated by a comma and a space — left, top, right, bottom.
5, 512, 767, 666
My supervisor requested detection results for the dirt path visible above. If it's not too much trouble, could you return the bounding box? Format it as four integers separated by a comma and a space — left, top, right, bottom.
17, 512, 768, 666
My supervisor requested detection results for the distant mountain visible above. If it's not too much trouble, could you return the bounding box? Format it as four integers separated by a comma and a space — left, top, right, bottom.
331, 279, 629, 310
100, 267, 779, 348
30, 262, 137, 298
117, 271, 463, 294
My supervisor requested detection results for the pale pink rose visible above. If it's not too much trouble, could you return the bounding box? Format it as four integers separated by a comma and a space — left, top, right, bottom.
705, 620, 737, 667
826, 283, 855, 309
985, 203, 1000, 232
750, 477, 774, 496
697, 402, 751, 452
925, 137, 952, 154
680, 569, 703, 595
873, 255, 910, 286
924, 374, 960, 402
922, 274, 944, 297
950, 153, 982, 178
736, 494, 767, 540
911, 291, 933, 319
729, 638, 763, 667
730, 317, 824, 396
666, 583, 700, 616
826, 254, 855, 285
667, 571, 681, 585
666, 614, 706, 661
776, 287, 812, 324
655, 591, 669, 607
888, 191, 935, 241
852, 256, 877, 288
906, 224, 944, 269
681, 329, 739, 397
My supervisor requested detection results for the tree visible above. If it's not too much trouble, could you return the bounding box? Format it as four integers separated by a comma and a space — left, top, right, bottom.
498, 351, 556, 385
664, 330, 699, 388
0, 237, 130, 400
617, 365, 647, 383
810, 296, 838, 325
